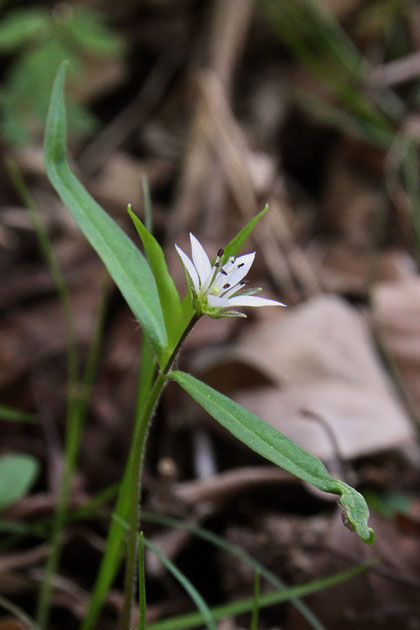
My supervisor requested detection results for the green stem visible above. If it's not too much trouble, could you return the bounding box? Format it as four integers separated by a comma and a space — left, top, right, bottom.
120, 314, 199, 630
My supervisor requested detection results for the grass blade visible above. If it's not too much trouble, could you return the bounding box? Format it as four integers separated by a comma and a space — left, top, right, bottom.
37, 284, 109, 628
146, 563, 371, 630
250, 570, 260, 630
0, 404, 36, 423
143, 537, 217, 630
142, 511, 326, 630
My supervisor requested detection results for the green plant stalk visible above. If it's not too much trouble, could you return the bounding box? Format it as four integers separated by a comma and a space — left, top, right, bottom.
138, 532, 146, 630
250, 570, 260, 630
121, 313, 199, 630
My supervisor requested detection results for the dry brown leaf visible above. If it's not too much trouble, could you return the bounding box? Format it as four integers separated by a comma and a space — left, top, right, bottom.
309, 242, 415, 296
69, 57, 128, 103
90, 152, 172, 209
194, 296, 414, 459
0, 620, 26, 630
372, 278, 420, 417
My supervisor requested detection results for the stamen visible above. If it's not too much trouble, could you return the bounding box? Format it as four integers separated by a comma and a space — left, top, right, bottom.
220, 269, 228, 276
217, 248, 224, 257
223, 283, 230, 289
240, 280, 250, 285
237, 263, 245, 268
214, 262, 220, 267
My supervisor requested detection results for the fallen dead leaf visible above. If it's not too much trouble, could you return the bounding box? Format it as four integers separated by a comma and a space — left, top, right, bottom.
372, 277, 420, 419
193, 295, 414, 460
0, 620, 26, 630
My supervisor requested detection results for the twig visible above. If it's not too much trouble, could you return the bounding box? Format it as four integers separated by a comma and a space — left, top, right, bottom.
369, 51, 420, 88
78, 47, 183, 174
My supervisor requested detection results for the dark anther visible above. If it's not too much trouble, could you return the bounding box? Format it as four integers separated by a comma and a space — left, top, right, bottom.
214, 262, 220, 267
220, 269, 228, 275
223, 283, 230, 289
240, 280, 250, 285
217, 248, 224, 257
237, 263, 245, 268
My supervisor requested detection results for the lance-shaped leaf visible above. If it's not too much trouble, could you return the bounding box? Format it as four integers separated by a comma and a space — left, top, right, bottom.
44, 63, 167, 360
128, 206, 183, 352
222, 204, 268, 264
171, 371, 374, 545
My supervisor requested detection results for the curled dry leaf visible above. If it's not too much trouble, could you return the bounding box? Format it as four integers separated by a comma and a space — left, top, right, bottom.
193, 295, 414, 460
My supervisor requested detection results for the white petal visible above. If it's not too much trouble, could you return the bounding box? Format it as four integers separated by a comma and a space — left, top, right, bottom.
224, 252, 255, 287
227, 295, 286, 308
190, 234, 212, 287
207, 294, 231, 308
211, 253, 254, 295
175, 244, 200, 292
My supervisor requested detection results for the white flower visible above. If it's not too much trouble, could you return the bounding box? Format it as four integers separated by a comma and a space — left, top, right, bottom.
175, 233, 285, 317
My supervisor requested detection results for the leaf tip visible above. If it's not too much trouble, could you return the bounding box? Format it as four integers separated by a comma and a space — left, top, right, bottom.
363, 527, 375, 546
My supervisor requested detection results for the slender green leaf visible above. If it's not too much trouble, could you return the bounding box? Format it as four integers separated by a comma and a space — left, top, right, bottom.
128, 206, 183, 348
250, 570, 260, 630
44, 63, 168, 360
171, 371, 374, 545
146, 563, 371, 630
61, 8, 124, 57
143, 538, 217, 630
0, 454, 39, 511
0, 8, 48, 50
222, 205, 268, 264
0, 404, 36, 423
142, 511, 326, 630
141, 174, 153, 233
258, 0, 395, 146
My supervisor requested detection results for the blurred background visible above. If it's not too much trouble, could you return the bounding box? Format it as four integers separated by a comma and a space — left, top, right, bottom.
1, 1, 420, 629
